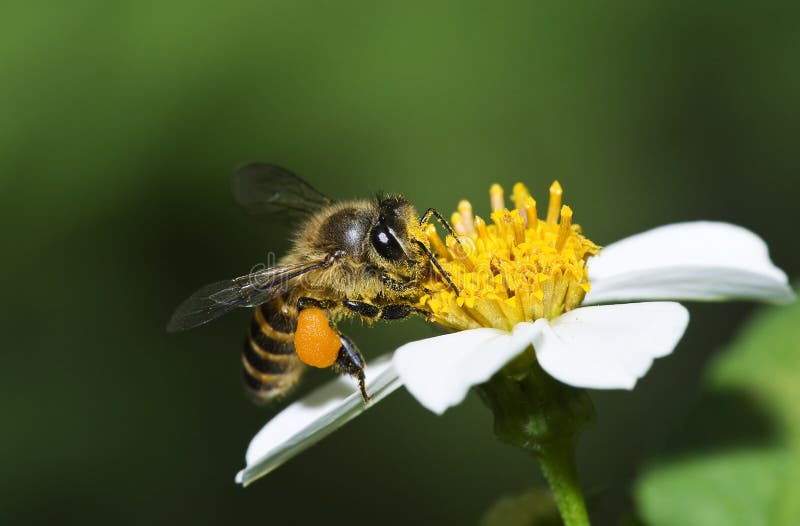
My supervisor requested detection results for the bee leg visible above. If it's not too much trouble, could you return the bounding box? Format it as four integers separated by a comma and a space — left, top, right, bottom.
420, 207, 458, 239
379, 272, 416, 293
412, 240, 460, 295
379, 304, 429, 320
334, 334, 369, 402
343, 300, 430, 321
295, 298, 370, 402
342, 300, 381, 318
297, 296, 337, 311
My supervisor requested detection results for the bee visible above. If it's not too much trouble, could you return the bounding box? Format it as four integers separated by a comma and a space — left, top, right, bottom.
167, 163, 459, 403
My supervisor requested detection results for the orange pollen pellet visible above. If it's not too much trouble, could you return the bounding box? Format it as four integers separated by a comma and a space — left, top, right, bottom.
294, 308, 341, 368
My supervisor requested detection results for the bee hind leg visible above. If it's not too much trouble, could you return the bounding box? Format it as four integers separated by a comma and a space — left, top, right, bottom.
334, 334, 369, 402
295, 298, 370, 402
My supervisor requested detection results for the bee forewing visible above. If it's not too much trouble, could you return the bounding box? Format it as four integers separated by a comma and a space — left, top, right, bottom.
166, 260, 327, 333
166, 280, 246, 333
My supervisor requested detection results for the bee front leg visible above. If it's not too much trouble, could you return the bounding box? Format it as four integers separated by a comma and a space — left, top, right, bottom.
342, 300, 430, 321
379, 272, 417, 293
419, 207, 458, 238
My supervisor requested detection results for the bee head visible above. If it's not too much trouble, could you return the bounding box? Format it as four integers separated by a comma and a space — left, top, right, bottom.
370, 196, 418, 263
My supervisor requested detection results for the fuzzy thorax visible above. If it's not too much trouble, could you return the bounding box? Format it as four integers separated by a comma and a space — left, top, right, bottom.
417, 181, 600, 331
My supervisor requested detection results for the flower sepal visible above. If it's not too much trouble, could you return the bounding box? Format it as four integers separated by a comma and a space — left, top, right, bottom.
478, 347, 594, 453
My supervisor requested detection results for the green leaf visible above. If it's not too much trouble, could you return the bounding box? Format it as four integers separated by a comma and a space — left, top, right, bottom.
636, 286, 800, 526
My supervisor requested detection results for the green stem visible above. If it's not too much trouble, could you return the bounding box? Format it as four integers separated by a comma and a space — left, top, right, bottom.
536, 442, 589, 526
478, 347, 593, 525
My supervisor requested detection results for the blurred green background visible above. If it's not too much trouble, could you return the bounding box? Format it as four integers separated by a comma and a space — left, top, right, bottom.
2, 1, 798, 524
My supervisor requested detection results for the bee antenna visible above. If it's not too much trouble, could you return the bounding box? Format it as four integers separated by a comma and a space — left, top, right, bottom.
413, 239, 460, 296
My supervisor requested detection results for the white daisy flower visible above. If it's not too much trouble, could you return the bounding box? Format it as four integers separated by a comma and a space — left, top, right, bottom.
236, 181, 793, 486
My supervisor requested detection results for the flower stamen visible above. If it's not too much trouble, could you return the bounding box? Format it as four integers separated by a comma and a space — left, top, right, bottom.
458, 200, 476, 235
556, 205, 573, 251
450, 211, 468, 237
417, 181, 600, 331
524, 197, 538, 230
511, 182, 531, 224
546, 180, 563, 224
490, 183, 505, 211
424, 223, 449, 260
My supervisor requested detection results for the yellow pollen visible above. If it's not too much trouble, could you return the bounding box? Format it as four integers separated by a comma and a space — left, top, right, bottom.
415, 181, 600, 332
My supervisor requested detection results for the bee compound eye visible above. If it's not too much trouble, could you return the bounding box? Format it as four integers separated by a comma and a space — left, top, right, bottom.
370, 224, 405, 261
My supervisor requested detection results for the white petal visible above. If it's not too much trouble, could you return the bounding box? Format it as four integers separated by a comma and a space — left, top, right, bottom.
235, 354, 401, 486
584, 222, 794, 305
531, 302, 689, 389
393, 326, 537, 415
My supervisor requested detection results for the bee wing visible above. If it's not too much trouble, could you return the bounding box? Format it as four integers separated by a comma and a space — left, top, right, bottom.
232, 163, 333, 217
167, 260, 326, 332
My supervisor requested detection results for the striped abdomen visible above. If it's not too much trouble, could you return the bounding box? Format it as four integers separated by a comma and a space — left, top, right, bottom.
242, 298, 303, 403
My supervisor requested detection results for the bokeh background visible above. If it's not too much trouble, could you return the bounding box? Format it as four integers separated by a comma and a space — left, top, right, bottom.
2, 2, 798, 524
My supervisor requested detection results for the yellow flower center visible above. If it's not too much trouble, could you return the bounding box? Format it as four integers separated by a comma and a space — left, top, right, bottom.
417, 181, 600, 332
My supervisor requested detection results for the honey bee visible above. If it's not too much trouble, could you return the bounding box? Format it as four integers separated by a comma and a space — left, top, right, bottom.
167, 163, 458, 403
